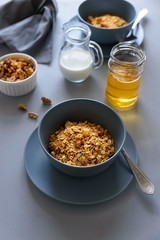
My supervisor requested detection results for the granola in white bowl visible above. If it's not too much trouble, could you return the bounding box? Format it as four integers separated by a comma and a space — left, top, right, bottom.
0, 53, 37, 96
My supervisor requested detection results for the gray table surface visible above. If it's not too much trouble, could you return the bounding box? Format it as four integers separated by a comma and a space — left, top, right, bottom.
0, 0, 160, 239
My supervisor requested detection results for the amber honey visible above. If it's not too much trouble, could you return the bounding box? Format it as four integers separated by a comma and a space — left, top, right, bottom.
106, 65, 141, 108
105, 43, 146, 109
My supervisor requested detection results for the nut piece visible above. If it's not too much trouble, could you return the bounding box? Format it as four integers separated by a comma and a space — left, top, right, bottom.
41, 96, 52, 105
17, 103, 27, 112
28, 112, 38, 119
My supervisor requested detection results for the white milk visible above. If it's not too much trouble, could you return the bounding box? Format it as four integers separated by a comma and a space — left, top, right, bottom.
59, 48, 93, 82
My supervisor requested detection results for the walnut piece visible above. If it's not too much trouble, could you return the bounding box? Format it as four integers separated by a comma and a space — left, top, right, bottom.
41, 96, 52, 105
17, 103, 27, 112
28, 112, 38, 119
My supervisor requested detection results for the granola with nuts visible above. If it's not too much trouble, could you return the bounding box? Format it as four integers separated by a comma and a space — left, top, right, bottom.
87, 14, 128, 28
0, 57, 35, 82
49, 121, 115, 166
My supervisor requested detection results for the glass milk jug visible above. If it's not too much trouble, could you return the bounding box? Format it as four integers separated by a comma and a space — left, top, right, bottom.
59, 21, 103, 83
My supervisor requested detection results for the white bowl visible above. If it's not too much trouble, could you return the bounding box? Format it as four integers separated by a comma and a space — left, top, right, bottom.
0, 53, 37, 96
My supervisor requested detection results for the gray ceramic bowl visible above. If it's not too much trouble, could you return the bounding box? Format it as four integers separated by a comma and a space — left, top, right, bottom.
38, 99, 126, 177
78, 0, 136, 44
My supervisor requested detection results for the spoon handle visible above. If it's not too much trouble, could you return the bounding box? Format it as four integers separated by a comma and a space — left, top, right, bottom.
132, 8, 148, 30
121, 148, 154, 194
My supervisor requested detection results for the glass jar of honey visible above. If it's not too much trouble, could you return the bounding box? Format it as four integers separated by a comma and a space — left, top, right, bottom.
105, 43, 146, 109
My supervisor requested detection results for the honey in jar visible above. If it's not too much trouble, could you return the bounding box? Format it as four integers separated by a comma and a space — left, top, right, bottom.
105, 43, 146, 109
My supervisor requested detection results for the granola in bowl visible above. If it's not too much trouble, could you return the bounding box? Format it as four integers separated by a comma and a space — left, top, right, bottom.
49, 121, 115, 166
87, 14, 128, 29
0, 57, 35, 82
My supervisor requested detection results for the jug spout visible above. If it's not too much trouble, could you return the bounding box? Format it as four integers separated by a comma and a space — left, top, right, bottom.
61, 21, 91, 41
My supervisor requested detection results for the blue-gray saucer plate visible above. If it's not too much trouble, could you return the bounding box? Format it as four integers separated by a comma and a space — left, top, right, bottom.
24, 128, 137, 205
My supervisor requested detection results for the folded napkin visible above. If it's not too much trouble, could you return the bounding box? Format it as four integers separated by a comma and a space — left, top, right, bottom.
0, 0, 58, 64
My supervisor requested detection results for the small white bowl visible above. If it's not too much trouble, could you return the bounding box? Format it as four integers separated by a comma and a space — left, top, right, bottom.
0, 53, 37, 96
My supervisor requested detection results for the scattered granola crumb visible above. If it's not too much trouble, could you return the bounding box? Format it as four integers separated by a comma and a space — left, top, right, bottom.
17, 103, 27, 112
28, 112, 38, 119
41, 96, 52, 105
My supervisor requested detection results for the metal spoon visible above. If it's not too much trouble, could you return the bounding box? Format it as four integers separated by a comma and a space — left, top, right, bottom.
124, 8, 148, 43
121, 148, 154, 194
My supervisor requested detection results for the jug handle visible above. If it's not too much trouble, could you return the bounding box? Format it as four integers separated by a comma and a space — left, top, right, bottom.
89, 41, 104, 69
